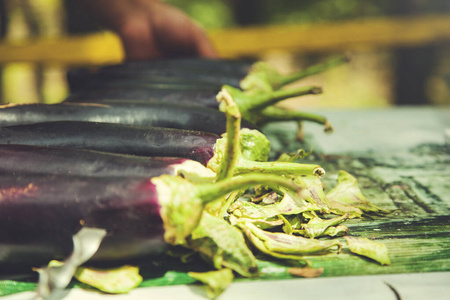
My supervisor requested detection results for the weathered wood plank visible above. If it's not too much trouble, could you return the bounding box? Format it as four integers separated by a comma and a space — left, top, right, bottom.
263, 107, 450, 277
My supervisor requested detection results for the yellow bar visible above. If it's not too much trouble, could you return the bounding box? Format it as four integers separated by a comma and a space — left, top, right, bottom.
0, 15, 449, 65
0, 32, 124, 66
211, 15, 450, 58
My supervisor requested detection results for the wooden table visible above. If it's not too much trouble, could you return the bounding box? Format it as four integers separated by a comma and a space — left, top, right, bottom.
266, 106, 450, 273
2, 107, 449, 300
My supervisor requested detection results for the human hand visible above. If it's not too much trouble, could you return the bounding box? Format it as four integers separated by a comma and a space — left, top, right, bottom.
79, 0, 218, 60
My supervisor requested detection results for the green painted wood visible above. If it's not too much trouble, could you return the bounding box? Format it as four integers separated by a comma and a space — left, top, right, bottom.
263, 107, 450, 276
1, 108, 448, 297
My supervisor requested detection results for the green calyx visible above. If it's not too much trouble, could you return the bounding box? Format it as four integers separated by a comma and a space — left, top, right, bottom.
240, 62, 283, 93
240, 55, 350, 93
218, 85, 322, 119
208, 128, 323, 177
207, 128, 271, 173
153, 174, 301, 246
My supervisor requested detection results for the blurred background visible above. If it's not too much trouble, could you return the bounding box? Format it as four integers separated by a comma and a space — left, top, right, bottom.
0, 0, 449, 108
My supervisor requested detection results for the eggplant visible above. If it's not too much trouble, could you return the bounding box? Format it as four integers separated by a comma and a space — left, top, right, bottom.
0, 144, 215, 180
0, 121, 219, 165
67, 59, 253, 93
61, 84, 323, 130
0, 102, 256, 135
0, 121, 324, 177
0, 174, 166, 272
64, 89, 220, 109
80, 78, 225, 92
0, 173, 299, 274
70, 69, 242, 91
90, 58, 253, 77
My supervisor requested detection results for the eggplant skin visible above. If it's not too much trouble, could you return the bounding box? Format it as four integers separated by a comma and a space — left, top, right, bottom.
64, 89, 221, 109
0, 175, 166, 272
0, 102, 255, 135
0, 144, 190, 178
0, 121, 218, 165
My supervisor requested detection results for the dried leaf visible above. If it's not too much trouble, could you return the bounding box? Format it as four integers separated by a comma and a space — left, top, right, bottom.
186, 212, 259, 278
237, 220, 342, 258
287, 267, 324, 278
299, 214, 349, 238
345, 236, 391, 265
75, 265, 142, 294
230, 193, 319, 220
326, 171, 390, 215
295, 176, 331, 213
189, 268, 234, 299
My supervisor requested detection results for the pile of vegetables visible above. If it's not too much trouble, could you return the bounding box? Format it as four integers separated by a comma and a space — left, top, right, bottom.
0, 57, 391, 299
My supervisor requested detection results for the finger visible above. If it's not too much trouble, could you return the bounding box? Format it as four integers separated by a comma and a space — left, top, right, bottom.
118, 17, 163, 61
193, 27, 218, 58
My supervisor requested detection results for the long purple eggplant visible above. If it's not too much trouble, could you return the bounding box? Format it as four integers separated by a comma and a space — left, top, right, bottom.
60, 84, 324, 131
0, 102, 256, 135
64, 89, 220, 109
0, 173, 299, 274
0, 121, 324, 177
0, 121, 218, 165
0, 144, 214, 179
66, 58, 253, 93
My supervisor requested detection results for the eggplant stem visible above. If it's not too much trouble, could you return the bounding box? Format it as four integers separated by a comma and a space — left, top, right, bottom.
279, 55, 350, 87
248, 85, 322, 113
197, 174, 301, 204
216, 89, 241, 181
234, 160, 325, 177
256, 106, 332, 132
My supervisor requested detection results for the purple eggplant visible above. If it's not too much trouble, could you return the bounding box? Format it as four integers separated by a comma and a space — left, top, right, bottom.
0, 174, 166, 272
0, 144, 214, 179
66, 58, 253, 93
0, 173, 299, 274
75, 58, 253, 78
0, 102, 257, 135
0, 121, 324, 177
60, 84, 324, 131
64, 89, 220, 109
0, 121, 218, 165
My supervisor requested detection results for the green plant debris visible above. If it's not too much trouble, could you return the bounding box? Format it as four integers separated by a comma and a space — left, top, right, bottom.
74, 265, 143, 294
185, 212, 259, 278
237, 220, 342, 257
327, 170, 390, 216
188, 268, 234, 299
287, 266, 324, 278
296, 214, 349, 238
345, 236, 391, 266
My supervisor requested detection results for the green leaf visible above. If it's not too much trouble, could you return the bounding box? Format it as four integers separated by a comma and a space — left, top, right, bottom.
297, 214, 349, 238
237, 220, 342, 259
345, 236, 391, 266
295, 176, 331, 212
74, 265, 142, 294
188, 268, 234, 299
276, 149, 312, 163
185, 212, 259, 278
229, 192, 319, 220
326, 171, 390, 215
